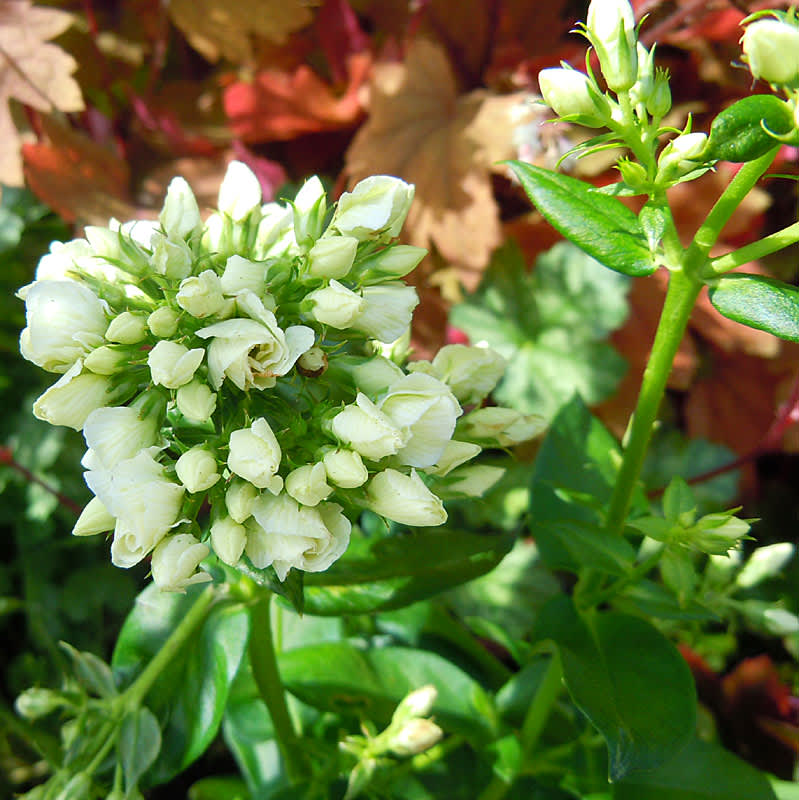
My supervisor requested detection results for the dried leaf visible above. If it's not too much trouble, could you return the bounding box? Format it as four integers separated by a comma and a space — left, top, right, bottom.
0, 0, 83, 185
168, 0, 320, 63
224, 52, 369, 142
346, 39, 513, 285
22, 116, 134, 224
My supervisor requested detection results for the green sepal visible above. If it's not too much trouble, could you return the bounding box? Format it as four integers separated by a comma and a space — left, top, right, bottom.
708, 273, 799, 341
506, 161, 656, 276
703, 95, 795, 162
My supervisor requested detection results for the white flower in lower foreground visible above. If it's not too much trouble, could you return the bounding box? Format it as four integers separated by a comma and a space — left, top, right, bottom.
82, 404, 160, 470
19, 280, 108, 373
151, 534, 212, 592
175, 446, 220, 493
331, 393, 408, 460
351, 283, 419, 343
330, 176, 415, 240
33, 360, 113, 431
379, 373, 461, 468
211, 516, 247, 566
365, 469, 447, 526
86, 449, 185, 567
148, 340, 205, 389
227, 417, 283, 493
197, 292, 314, 390
246, 493, 351, 580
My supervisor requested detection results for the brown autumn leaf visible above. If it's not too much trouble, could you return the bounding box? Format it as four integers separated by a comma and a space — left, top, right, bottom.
346, 39, 527, 289
0, 0, 83, 186
22, 116, 135, 225
167, 0, 320, 63
224, 52, 370, 142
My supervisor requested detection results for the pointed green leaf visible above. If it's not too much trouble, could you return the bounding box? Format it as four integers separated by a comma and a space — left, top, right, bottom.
119, 707, 162, 796
709, 273, 799, 341
506, 161, 655, 276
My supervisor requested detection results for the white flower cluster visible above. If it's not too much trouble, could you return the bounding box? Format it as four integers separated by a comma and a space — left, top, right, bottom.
18, 162, 542, 591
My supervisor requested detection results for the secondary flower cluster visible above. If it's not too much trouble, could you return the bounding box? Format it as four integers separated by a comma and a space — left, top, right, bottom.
19, 162, 541, 591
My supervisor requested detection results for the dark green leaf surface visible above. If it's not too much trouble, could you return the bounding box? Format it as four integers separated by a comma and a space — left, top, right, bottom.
614, 738, 777, 799
119, 707, 161, 795
709, 273, 799, 342
279, 643, 497, 742
535, 596, 696, 780
703, 95, 793, 163
111, 585, 249, 786
297, 528, 514, 615
506, 161, 655, 276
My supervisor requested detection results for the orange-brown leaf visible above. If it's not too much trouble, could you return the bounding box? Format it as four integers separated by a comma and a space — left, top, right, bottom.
0, 0, 83, 185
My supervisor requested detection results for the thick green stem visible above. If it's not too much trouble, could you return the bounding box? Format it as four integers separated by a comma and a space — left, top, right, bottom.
249, 592, 307, 784
605, 269, 701, 536
477, 653, 563, 800
121, 585, 217, 709
704, 220, 799, 277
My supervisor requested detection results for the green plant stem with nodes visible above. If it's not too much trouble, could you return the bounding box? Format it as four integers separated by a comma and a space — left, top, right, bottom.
604, 146, 781, 539
248, 590, 308, 784
476, 651, 563, 800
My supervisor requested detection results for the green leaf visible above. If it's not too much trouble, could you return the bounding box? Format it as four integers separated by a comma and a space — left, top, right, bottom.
111, 585, 249, 786
279, 643, 497, 743
187, 777, 250, 800
506, 161, 655, 276
119, 707, 162, 796
535, 596, 696, 779
703, 95, 793, 163
709, 273, 799, 342
297, 528, 514, 616
613, 579, 717, 622
534, 520, 636, 576
59, 642, 117, 698
451, 242, 630, 420
613, 738, 777, 799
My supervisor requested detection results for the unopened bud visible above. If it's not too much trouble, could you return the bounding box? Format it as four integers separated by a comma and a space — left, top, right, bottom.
390, 719, 443, 756
105, 311, 148, 344
741, 17, 799, 88
538, 68, 605, 125
307, 236, 358, 278
84, 345, 128, 375
147, 305, 180, 338
586, 0, 638, 92
210, 516, 247, 566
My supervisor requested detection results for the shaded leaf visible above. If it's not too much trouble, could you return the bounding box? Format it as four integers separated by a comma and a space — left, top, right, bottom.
119, 707, 162, 796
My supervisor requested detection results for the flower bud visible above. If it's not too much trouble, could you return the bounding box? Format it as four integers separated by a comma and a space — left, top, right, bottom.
306, 279, 364, 328
736, 542, 794, 589
147, 305, 180, 338
458, 407, 546, 446
218, 160, 262, 222
443, 464, 505, 497
331, 393, 408, 460
390, 718, 443, 756
741, 18, 799, 88
307, 236, 358, 278
151, 533, 212, 592
84, 345, 128, 375
538, 68, 605, 125
365, 469, 447, 526
105, 311, 148, 344
297, 346, 327, 376
617, 158, 649, 189
394, 685, 437, 720
322, 448, 369, 488
425, 439, 482, 476
646, 69, 672, 119
147, 340, 204, 389
292, 176, 327, 248
15, 687, 70, 720
176, 379, 217, 423
414, 343, 506, 406
226, 479, 258, 523
175, 446, 220, 493
151, 231, 193, 279
331, 176, 414, 241
228, 417, 283, 493
177, 269, 226, 318
253, 204, 295, 259
656, 132, 708, 182
352, 283, 419, 343
33, 361, 113, 431
210, 516, 247, 565
220, 255, 267, 296
586, 0, 638, 92
160, 176, 202, 240
72, 495, 115, 536
285, 462, 333, 506
360, 244, 427, 279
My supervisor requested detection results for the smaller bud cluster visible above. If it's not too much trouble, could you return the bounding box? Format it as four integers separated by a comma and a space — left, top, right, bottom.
19, 162, 540, 591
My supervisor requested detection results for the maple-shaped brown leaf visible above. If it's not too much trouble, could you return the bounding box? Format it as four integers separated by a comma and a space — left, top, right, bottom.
346, 39, 524, 287
0, 0, 83, 186
168, 0, 320, 63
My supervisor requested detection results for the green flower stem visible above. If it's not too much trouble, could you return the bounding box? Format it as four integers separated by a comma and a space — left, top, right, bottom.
703, 220, 799, 277
605, 268, 702, 537
682, 147, 779, 276
249, 591, 308, 784
477, 652, 563, 800
121, 584, 217, 709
